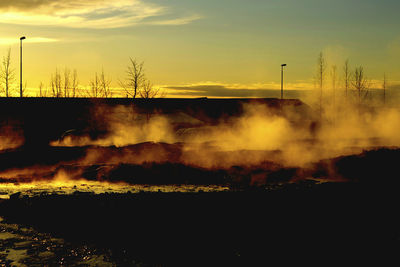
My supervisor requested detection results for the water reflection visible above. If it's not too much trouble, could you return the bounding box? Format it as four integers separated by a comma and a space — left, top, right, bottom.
0, 216, 114, 266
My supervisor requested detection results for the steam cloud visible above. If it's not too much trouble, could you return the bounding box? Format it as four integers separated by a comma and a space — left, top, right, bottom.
52, 100, 400, 169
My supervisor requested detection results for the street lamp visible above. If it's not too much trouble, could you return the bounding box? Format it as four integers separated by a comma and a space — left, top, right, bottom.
281, 64, 287, 100
20, 36, 26, 98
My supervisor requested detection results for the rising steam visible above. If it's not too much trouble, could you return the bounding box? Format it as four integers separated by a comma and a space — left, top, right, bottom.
50, 99, 400, 169
1, 97, 399, 187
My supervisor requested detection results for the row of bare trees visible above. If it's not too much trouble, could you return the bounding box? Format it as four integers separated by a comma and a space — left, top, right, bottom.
315, 52, 385, 115
45, 59, 162, 98
89, 69, 112, 98
0, 49, 162, 99
49, 68, 79, 97
0, 47, 386, 101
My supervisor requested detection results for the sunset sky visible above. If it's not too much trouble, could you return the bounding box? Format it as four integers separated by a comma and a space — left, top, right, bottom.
0, 0, 399, 97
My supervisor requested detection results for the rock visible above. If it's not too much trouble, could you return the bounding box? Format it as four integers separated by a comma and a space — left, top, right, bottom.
10, 192, 21, 200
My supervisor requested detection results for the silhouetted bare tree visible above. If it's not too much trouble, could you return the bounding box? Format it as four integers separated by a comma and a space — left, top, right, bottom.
383, 73, 387, 105
343, 59, 350, 99
21, 81, 27, 97
100, 69, 112, 98
139, 80, 161, 99
50, 68, 79, 97
63, 68, 70, 97
89, 72, 100, 98
71, 69, 79, 97
88, 69, 112, 98
50, 69, 62, 97
316, 52, 327, 117
120, 58, 145, 98
37, 82, 48, 97
352, 66, 369, 104
0, 48, 15, 97
331, 64, 337, 104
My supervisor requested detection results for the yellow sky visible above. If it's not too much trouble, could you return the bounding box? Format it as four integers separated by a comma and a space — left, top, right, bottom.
0, 0, 399, 98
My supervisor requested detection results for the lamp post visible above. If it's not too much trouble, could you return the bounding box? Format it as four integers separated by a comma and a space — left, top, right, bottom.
20, 36, 26, 98
281, 64, 287, 100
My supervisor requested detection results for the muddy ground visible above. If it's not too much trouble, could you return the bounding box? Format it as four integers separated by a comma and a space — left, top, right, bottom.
0, 181, 400, 266
0, 145, 400, 266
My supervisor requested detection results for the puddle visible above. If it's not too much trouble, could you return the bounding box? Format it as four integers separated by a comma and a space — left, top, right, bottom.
0, 217, 116, 266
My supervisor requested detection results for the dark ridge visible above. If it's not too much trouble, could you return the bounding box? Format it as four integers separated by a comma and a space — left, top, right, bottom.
333, 148, 400, 184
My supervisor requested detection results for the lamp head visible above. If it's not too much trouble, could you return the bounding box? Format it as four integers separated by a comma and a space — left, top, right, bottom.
20, 36, 26, 40
281, 64, 287, 67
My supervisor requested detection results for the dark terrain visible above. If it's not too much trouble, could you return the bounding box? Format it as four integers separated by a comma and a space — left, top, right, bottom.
0, 97, 399, 266
1, 180, 400, 266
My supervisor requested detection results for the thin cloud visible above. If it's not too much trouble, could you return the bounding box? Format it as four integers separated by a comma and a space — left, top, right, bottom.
0, 0, 147, 14
149, 15, 203, 26
0, 37, 58, 45
162, 81, 400, 100
164, 84, 312, 98
0, 0, 200, 29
